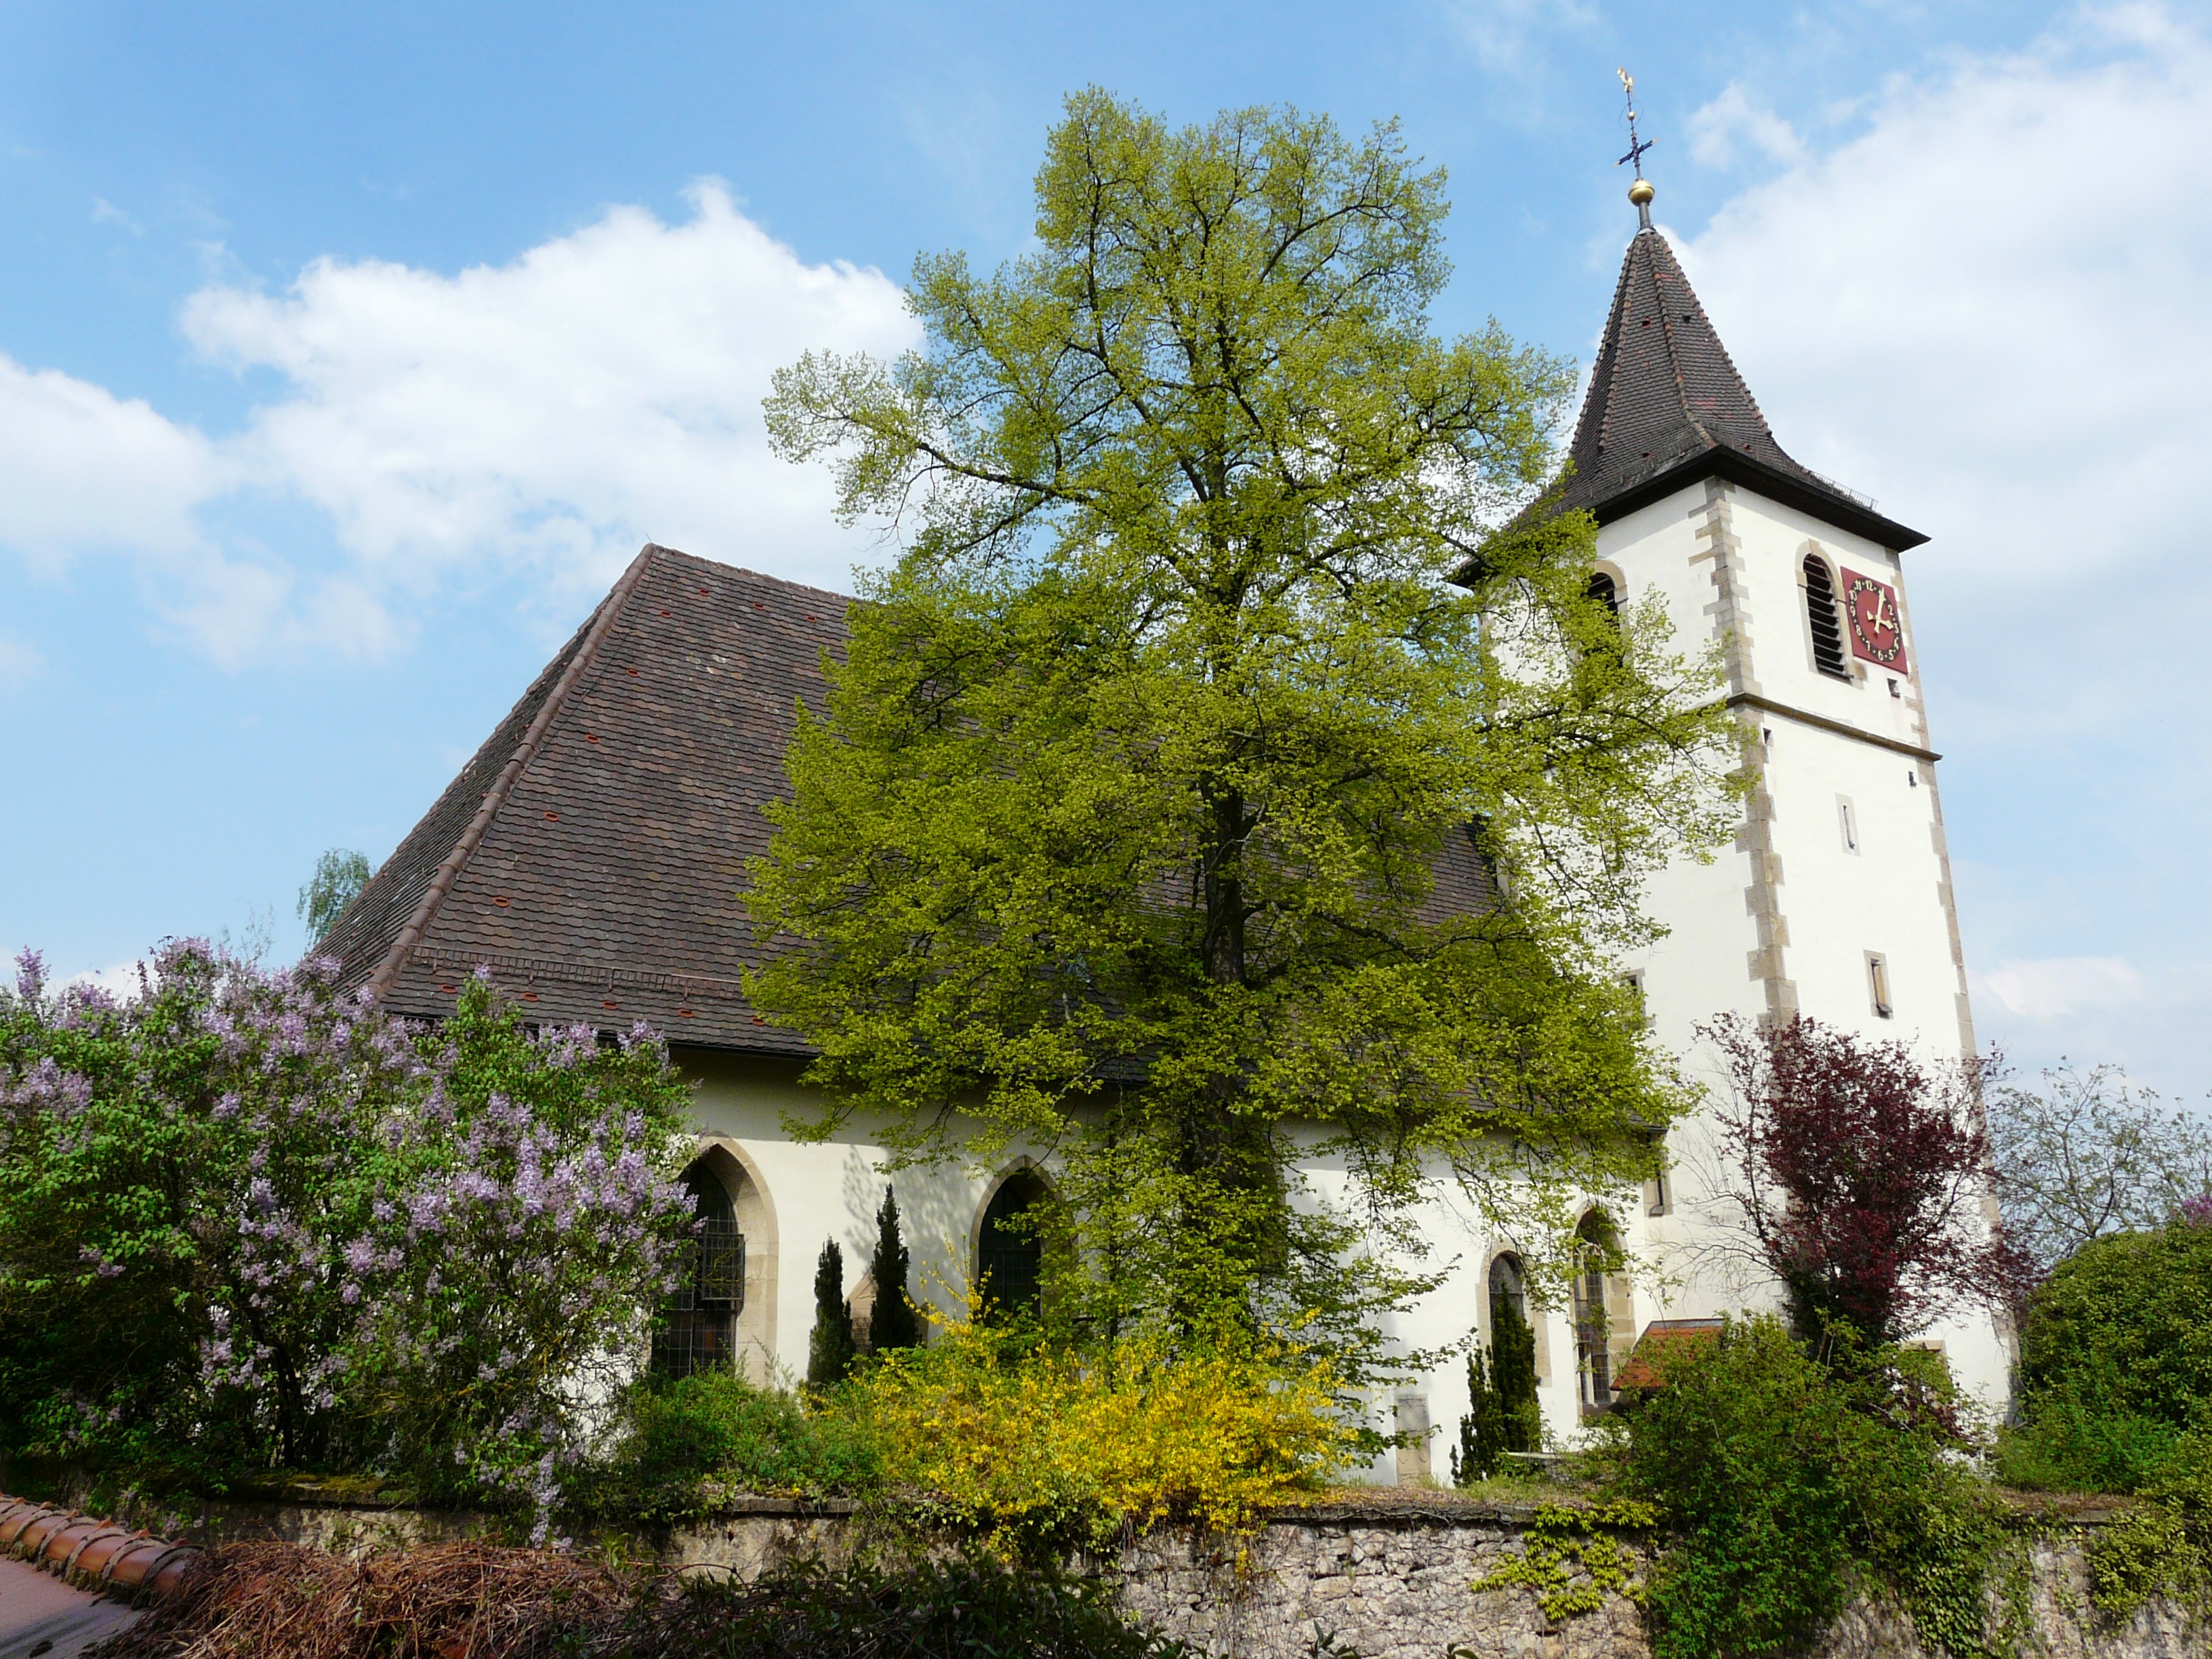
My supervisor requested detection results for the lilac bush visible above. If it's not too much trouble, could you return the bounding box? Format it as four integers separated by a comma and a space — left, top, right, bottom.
0, 944, 693, 1527
339, 972, 694, 1530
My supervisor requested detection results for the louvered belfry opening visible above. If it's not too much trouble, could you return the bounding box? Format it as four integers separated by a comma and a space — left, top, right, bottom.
1803, 556, 1850, 679
1586, 571, 1621, 618
653, 1163, 745, 1378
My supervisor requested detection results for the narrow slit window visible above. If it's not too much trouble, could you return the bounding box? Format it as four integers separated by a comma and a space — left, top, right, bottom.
1839, 798, 1859, 854
1804, 556, 1849, 680
1867, 952, 1893, 1019
1643, 1131, 1672, 1217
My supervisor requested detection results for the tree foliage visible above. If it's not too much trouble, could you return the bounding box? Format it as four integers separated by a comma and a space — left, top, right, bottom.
749, 91, 1738, 1367
1453, 1289, 1540, 1483
808, 1240, 856, 1388
1987, 1061, 2212, 1277
1704, 1015, 2016, 1345
298, 850, 373, 941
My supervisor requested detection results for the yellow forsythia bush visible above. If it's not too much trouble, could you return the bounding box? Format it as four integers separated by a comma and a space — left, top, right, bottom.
844, 1318, 1358, 1552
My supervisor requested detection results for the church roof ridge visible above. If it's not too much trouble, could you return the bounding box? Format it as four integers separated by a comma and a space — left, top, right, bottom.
1546, 226, 1927, 552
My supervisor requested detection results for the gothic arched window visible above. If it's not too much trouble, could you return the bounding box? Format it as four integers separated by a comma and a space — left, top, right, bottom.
977, 1168, 1049, 1322
1573, 1210, 1628, 1414
653, 1161, 745, 1378
1803, 556, 1850, 680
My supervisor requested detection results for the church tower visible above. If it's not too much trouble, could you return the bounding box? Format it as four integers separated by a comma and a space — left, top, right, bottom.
1568, 168, 2011, 1406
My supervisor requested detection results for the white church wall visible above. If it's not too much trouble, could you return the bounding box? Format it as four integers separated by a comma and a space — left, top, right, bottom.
681, 1049, 1036, 1383
1591, 479, 2011, 1416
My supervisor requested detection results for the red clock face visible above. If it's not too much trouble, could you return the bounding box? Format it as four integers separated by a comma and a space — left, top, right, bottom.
1842, 569, 1907, 672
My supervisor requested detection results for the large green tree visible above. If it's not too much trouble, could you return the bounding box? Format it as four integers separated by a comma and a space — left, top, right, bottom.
750, 93, 1738, 1370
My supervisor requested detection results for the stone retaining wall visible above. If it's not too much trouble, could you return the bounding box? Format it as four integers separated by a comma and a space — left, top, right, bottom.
45, 1483, 2212, 1659
1107, 1502, 2204, 1659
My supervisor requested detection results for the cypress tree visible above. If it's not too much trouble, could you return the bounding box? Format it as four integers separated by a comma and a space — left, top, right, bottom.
1492, 1292, 1542, 1454
807, 1238, 855, 1387
865, 1185, 920, 1353
1453, 1344, 1508, 1483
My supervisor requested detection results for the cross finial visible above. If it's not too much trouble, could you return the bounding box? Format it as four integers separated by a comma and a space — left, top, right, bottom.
1616, 68, 1657, 230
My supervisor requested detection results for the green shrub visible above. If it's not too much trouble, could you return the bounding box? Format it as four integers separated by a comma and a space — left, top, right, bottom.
2006, 1218, 2212, 1494
589, 1371, 882, 1518
601, 1554, 1190, 1658
2085, 1428, 2212, 1620
1994, 1397, 2184, 1495
1620, 1315, 2002, 1659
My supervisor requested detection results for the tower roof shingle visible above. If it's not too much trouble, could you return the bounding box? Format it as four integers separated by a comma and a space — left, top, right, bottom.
1551, 227, 1926, 551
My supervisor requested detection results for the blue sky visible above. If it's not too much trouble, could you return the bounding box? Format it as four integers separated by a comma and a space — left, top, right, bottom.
3, 1, 2207, 1106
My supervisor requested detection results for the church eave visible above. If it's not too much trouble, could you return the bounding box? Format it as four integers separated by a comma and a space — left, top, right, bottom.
1583, 445, 1929, 553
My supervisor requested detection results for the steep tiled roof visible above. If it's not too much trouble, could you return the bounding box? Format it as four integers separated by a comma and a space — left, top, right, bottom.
327, 544, 847, 1052
1549, 228, 1925, 551
327, 543, 1499, 1055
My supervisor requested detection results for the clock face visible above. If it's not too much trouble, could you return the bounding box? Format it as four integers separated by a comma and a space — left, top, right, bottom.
1841, 569, 1908, 672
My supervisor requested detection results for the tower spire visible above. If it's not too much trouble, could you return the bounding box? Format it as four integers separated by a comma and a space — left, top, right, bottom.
1617, 68, 1656, 230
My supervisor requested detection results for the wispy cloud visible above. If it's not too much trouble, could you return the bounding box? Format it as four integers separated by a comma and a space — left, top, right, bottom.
1436, 0, 1598, 75
1977, 956, 2144, 1021
1686, 83, 1806, 168
90, 197, 142, 233
0, 632, 43, 686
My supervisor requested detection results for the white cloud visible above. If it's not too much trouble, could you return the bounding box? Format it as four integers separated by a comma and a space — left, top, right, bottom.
65, 958, 152, 1000
0, 182, 917, 664
1686, 83, 1806, 169
1438, 0, 1597, 73
1675, 6, 2211, 597
0, 356, 222, 572
1977, 956, 2144, 1019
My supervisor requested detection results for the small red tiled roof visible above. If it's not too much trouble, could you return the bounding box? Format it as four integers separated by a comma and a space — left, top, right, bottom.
327, 542, 1500, 1054
1613, 1317, 1727, 1392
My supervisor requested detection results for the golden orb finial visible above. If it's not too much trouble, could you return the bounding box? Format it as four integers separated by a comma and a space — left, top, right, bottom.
1628, 177, 1656, 207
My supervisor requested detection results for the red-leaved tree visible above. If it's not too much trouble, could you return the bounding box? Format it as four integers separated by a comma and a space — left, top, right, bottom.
1704, 1015, 2021, 1345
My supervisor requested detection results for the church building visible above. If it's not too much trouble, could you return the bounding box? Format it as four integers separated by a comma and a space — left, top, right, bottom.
325, 176, 2011, 1476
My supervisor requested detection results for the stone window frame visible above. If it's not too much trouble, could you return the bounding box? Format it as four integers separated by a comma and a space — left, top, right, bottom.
686, 1136, 780, 1380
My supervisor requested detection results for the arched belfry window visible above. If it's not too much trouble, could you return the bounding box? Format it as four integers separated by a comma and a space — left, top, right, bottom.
977, 1168, 1050, 1322
1586, 570, 1621, 618
1803, 556, 1850, 680
653, 1161, 745, 1378
1573, 1211, 1630, 1414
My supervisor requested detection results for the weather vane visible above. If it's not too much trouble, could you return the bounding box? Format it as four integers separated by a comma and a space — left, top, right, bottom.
1616, 67, 1658, 228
